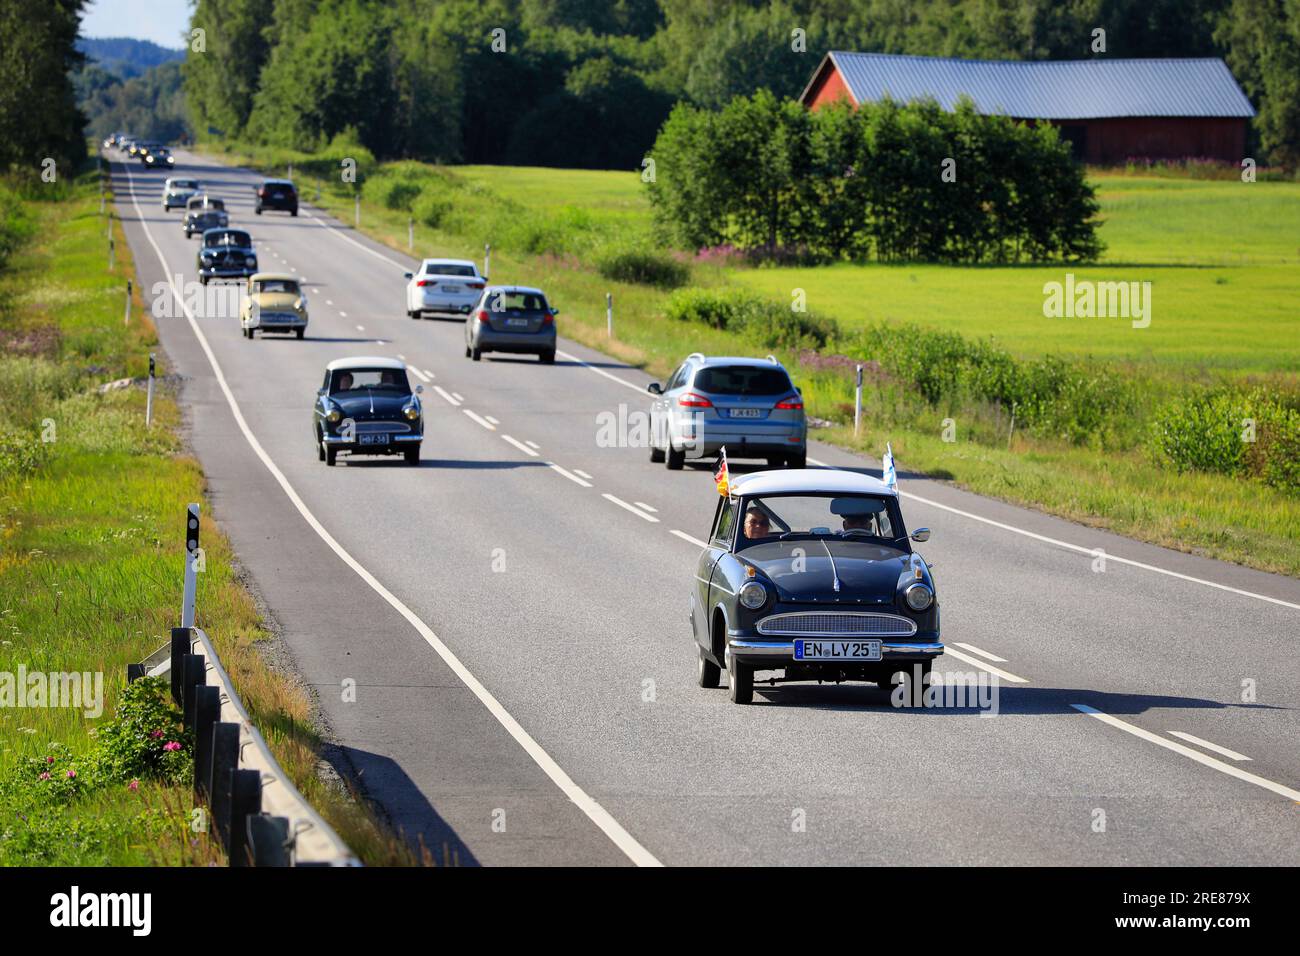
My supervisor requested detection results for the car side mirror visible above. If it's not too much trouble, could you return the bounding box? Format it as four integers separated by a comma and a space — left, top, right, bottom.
317, 388, 326, 396
415, 384, 424, 394
647, 383, 662, 395
403, 272, 413, 280
551, 308, 559, 315
910, 528, 931, 543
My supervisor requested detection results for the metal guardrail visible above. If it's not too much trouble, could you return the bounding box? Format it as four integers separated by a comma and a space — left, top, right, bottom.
128, 504, 359, 867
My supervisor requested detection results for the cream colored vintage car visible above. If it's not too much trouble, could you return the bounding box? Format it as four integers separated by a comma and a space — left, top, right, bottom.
240, 272, 309, 340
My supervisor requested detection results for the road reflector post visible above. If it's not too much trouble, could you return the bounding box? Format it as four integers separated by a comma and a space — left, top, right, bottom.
210, 722, 241, 850
607, 292, 613, 337
229, 770, 263, 867
145, 353, 155, 427
169, 626, 191, 705
108, 236, 114, 271
124, 280, 131, 325
1007, 402, 1017, 451
354, 193, 359, 228
408, 217, 413, 251
247, 815, 291, 867
181, 653, 207, 730
193, 685, 221, 800
854, 365, 863, 437
484, 243, 491, 280
182, 503, 200, 629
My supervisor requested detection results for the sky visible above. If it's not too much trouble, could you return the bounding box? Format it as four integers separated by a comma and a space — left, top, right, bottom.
81, 0, 192, 50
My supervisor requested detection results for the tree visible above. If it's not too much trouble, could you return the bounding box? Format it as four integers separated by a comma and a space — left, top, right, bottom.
0, 0, 88, 172
1218, 0, 1300, 169
184, 0, 274, 138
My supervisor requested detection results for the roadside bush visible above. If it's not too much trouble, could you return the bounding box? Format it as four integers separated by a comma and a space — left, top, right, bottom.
666, 288, 838, 349
594, 245, 689, 288
91, 677, 192, 786
1153, 389, 1300, 492
362, 174, 423, 211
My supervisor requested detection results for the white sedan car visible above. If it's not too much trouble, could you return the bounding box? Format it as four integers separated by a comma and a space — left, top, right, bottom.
404, 259, 486, 319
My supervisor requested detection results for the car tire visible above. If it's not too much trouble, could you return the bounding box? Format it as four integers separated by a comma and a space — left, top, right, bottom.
295, 328, 305, 340
248, 327, 256, 340
766, 456, 783, 469
291, 208, 298, 217
666, 443, 685, 470
317, 432, 325, 461
255, 207, 262, 215
408, 310, 419, 320
540, 350, 555, 364
727, 655, 753, 705
471, 347, 481, 362
464, 345, 471, 358
404, 444, 420, 465
697, 645, 721, 689
199, 275, 208, 286
325, 446, 338, 466
787, 453, 807, 469
649, 439, 665, 463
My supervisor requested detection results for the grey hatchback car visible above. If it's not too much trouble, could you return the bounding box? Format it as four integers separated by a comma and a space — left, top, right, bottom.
648, 353, 807, 469
465, 286, 557, 363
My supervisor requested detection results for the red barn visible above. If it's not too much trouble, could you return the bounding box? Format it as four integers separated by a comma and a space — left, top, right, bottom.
799, 52, 1255, 165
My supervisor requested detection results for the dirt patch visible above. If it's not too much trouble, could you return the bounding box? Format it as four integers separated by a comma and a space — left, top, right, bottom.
0, 323, 61, 358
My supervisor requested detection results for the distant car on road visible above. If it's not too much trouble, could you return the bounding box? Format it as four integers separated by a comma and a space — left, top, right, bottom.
465, 285, 557, 363
240, 273, 308, 339
142, 146, 174, 168
313, 357, 423, 466
692, 468, 941, 705
184, 195, 227, 237
404, 258, 486, 319
196, 227, 257, 285
255, 179, 298, 216
648, 353, 807, 470
162, 177, 200, 210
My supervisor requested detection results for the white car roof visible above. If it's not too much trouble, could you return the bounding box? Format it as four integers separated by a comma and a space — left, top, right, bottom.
325, 356, 407, 372
422, 258, 477, 270
730, 468, 897, 497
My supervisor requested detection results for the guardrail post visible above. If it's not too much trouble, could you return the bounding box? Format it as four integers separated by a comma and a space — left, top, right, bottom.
193, 685, 221, 800
247, 816, 291, 867
210, 722, 240, 850
229, 770, 263, 867
126, 663, 146, 683
170, 626, 190, 705
181, 653, 206, 729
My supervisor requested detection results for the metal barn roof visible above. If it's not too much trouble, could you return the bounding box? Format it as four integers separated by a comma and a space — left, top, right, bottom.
810, 53, 1256, 120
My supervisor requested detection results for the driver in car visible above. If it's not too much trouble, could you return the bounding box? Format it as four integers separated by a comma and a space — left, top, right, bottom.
743, 507, 771, 540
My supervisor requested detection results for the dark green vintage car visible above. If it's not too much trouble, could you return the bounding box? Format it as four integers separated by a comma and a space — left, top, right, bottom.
691, 468, 942, 705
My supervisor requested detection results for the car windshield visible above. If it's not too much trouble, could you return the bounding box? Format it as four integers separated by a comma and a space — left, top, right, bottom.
738, 494, 898, 546
173, 180, 198, 190
205, 232, 248, 247
486, 291, 548, 312
694, 366, 792, 396
330, 368, 410, 394
425, 263, 476, 277
257, 280, 298, 294
206, 198, 224, 209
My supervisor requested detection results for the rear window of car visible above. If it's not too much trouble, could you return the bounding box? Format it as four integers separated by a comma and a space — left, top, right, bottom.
424, 263, 477, 277
693, 366, 793, 396
257, 280, 298, 294
486, 291, 548, 312
330, 369, 410, 393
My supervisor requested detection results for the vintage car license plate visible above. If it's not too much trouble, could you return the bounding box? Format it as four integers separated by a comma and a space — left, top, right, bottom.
358, 433, 389, 445
729, 408, 762, 418
794, 639, 882, 661
506, 317, 529, 327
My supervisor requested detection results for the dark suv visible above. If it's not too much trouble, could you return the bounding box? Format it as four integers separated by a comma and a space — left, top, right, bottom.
255, 179, 298, 217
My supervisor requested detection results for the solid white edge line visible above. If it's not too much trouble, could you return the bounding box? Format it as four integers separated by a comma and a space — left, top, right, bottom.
432, 385, 460, 407
462, 408, 495, 430
942, 646, 1028, 684
120, 161, 662, 868
953, 641, 1008, 663
547, 462, 592, 488
1168, 731, 1252, 762
1072, 705, 1297, 802
408, 367, 430, 383
805, 458, 1299, 612
502, 434, 539, 457
603, 493, 660, 523
670, 530, 709, 548
555, 348, 646, 395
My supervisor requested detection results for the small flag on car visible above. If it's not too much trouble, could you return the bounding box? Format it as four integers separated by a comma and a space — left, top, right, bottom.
713, 447, 730, 496
882, 442, 897, 491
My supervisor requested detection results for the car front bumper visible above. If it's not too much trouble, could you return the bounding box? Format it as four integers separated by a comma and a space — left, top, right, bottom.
727, 638, 944, 666
200, 264, 257, 279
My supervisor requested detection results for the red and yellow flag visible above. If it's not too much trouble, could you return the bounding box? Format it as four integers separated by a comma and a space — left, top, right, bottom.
713, 446, 730, 496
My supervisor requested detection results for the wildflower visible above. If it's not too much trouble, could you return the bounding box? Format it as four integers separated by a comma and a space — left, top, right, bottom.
128, 779, 139, 792
66, 770, 76, 779
38, 772, 50, 781
163, 741, 181, 752
46, 756, 54, 764
149, 730, 163, 739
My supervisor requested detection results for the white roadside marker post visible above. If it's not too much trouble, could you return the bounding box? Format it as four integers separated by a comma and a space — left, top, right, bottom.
124, 280, 131, 325
108, 236, 114, 271
146, 353, 155, 427
484, 243, 491, 280
607, 292, 613, 337
1007, 402, 1017, 451
182, 503, 200, 629
354, 193, 360, 229
854, 364, 863, 437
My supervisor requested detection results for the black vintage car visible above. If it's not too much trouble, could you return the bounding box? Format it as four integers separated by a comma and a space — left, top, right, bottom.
313, 358, 423, 466
196, 228, 258, 284
692, 469, 942, 705
184, 195, 227, 237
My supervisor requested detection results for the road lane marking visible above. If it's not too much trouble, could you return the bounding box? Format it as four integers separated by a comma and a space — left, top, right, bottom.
953, 641, 1007, 663
312, 288, 321, 294
452, 392, 464, 402
397, 353, 406, 360
326, 299, 334, 305
555, 349, 646, 395
634, 502, 657, 513
422, 368, 436, 380
408, 367, 430, 383
574, 469, 592, 480
804, 457, 1300, 611
432, 385, 460, 407
463, 409, 495, 430
671, 530, 708, 548
525, 440, 540, 450
603, 494, 659, 523
942, 646, 1028, 684
1169, 731, 1252, 762
485, 415, 499, 426
1072, 705, 1297, 802
339, 311, 348, 318
548, 462, 592, 487
121, 159, 662, 869
355, 324, 364, 331
502, 434, 539, 457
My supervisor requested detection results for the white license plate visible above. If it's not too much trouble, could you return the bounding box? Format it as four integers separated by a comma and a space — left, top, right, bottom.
794, 640, 881, 661
506, 317, 529, 327
358, 433, 389, 445
440, 284, 460, 293
729, 408, 762, 418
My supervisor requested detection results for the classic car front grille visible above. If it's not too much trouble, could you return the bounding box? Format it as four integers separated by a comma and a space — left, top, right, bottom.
353, 420, 411, 434
756, 612, 917, 638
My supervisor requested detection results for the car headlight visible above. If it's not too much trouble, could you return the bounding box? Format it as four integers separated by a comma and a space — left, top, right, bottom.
403, 405, 420, 422
293, 298, 305, 310
326, 408, 342, 424
245, 256, 257, 266
738, 581, 768, 610
904, 583, 933, 611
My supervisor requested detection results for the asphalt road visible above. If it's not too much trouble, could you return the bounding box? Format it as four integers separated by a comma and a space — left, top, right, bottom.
110, 149, 1300, 867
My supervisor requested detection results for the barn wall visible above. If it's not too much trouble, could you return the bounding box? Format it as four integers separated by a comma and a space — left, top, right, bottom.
806, 63, 854, 110
1071, 118, 1248, 164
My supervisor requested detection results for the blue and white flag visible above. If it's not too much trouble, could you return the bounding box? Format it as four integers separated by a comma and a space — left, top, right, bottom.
882, 442, 897, 491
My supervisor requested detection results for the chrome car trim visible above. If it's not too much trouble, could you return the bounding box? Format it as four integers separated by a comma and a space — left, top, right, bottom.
695, 575, 734, 595
728, 638, 943, 657
756, 611, 918, 638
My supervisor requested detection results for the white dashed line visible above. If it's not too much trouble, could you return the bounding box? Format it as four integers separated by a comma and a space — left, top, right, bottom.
452, 392, 464, 402
953, 642, 1007, 663
397, 353, 406, 360
942, 646, 1029, 684
432, 386, 460, 407
422, 368, 436, 380
557, 349, 646, 395
670, 530, 708, 548
485, 415, 500, 426
525, 440, 540, 450
603, 494, 659, 523
408, 367, 430, 383
1168, 731, 1252, 762
312, 288, 321, 294
463, 409, 495, 430
502, 434, 539, 457
548, 462, 592, 487
339, 311, 348, 318
634, 502, 657, 513
574, 469, 592, 480
355, 324, 364, 331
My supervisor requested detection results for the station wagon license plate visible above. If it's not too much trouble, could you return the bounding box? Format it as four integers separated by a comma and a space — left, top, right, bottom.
729, 408, 762, 418
794, 640, 881, 661
506, 317, 529, 327
358, 433, 389, 445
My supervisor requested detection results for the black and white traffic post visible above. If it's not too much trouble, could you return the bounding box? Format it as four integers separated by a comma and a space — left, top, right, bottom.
124, 279, 131, 325
354, 193, 360, 228
484, 242, 491, 280
108, 235, 114, 271
182, 503, 200, 629
145, 353, 155, 427
607, 292, 614, 337
854, 364, 863, 437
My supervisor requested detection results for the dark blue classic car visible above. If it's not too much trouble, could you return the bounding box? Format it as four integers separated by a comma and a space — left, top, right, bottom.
196, 228, 258, 284
313, 357, 423, 466
692, 469, 942, 705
